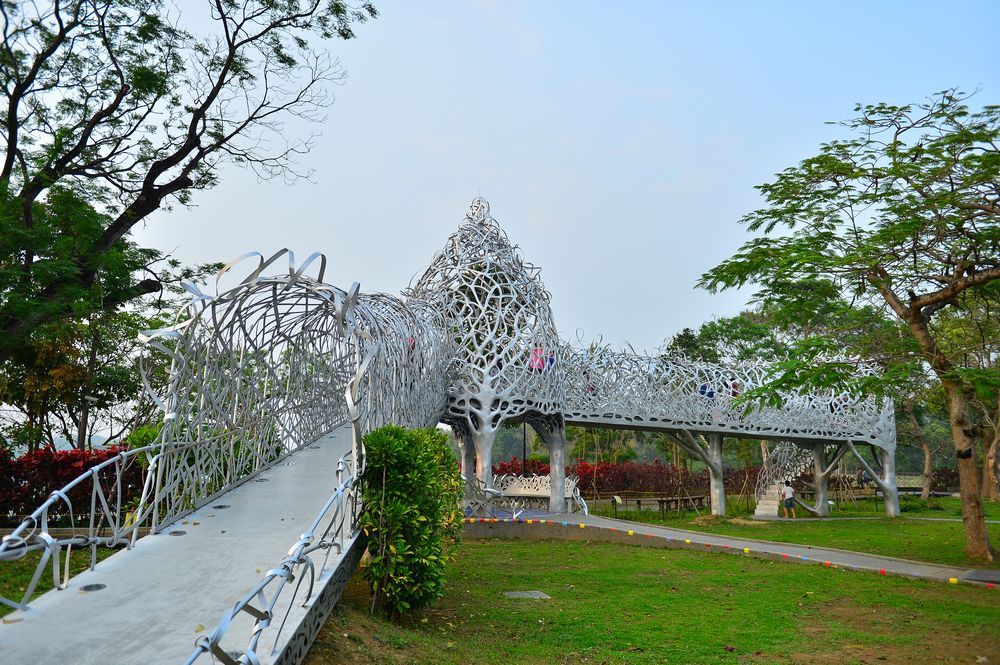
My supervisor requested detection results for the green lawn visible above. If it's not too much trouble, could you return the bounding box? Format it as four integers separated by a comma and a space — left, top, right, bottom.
594, 495, 1000, 521
822, 495, 1000, 520
0, 546, 117, 617
307, 539, 1000, 665
590, 508, 1000, 569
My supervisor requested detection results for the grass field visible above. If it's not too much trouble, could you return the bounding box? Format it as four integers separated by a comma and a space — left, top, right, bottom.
594, 495, 1000, 521
593, 512, 1000, 569
590, 497, 1000, 569
306, 539, 1000, 665
821, 495, 1000, 520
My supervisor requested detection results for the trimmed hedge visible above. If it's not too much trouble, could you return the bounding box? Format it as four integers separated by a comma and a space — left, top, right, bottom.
359, 426, 463, 618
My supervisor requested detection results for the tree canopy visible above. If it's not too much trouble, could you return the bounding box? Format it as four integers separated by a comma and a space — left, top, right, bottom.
699, 90, 999, 561
0, 0, 377, 363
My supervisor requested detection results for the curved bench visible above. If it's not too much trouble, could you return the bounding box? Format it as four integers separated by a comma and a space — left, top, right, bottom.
492, 474, 589, 515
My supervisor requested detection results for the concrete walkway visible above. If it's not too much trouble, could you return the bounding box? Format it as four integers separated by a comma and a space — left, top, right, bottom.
464, 513, 1000, 588
0, 427, 354, 665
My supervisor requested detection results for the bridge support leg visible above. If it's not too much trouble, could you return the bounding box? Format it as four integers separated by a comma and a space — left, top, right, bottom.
461, 430, 477, 494
846, 442, 900, 517
530, 416, 567, 513
666, 430, 726, 516
812, 445, 830, 517
880, 446, 900, 517
472, 429, 497, 489
708, 433, 726, 516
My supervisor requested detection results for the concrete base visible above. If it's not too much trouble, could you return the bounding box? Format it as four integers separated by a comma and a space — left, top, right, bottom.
1, 427, 357, 665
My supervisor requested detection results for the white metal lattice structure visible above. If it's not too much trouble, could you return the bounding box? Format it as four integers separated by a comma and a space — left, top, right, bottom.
561, 342, 896, 451
1, 197, 900, 661
407, 197, 565, 490
755, 442, 813, 500
0, 250, 452, 619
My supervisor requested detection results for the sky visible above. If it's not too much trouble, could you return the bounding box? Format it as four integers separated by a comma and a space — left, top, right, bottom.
134, 0, 1000, 353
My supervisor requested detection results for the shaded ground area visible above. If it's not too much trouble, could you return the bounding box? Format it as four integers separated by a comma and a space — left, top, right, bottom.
591, 508, 1000, 569
306, 539, 999, 665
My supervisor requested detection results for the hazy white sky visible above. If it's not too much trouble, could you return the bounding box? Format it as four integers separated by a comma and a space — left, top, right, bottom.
135, 0, 999, 352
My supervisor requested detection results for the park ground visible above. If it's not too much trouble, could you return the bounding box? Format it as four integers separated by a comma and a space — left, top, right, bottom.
592, 496, 1000, 569
306, 539, 1000, 665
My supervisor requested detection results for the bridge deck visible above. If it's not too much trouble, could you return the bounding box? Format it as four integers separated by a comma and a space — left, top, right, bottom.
563, 414, 879, 447
1, 427, 353, 664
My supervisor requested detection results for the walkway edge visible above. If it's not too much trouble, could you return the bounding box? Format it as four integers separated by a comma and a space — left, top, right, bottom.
271, 535, 367, 665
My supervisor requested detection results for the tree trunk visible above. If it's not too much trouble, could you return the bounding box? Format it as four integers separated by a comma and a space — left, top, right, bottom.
879, 446, 900, 518
944, 381, 994, 561
533, 421, 567, 513
76, 324, 100, 450
984, 430, 999, 502
907, 316, 994, 561
921, 440, 933, 502
904, 406, 934, 502
472, 429, 496, 490
846, 442, 899, 517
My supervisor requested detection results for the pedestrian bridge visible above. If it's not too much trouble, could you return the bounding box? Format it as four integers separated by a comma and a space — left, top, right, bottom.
0, 198, 896, 664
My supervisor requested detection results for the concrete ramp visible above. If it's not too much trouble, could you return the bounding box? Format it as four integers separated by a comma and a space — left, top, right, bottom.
1, 427, 357, 664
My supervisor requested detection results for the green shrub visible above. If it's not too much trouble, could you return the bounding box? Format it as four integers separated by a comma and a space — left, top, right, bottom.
900, 495, 945, 513
359, 425, 463, 618
123, 424, 162, 469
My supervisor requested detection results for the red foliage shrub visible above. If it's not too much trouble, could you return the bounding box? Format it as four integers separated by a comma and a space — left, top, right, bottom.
571, 459, 707, 497
930, 467, 960, 491
492, 456, 761, 499
0, 447, 145, 525
493, 457, 550, 476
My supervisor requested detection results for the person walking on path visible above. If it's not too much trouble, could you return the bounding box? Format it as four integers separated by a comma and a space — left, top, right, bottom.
781, 480, 797, 519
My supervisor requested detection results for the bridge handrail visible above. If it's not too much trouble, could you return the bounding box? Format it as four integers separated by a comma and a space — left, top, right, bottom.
184, 451, 361, 665
560, 343, 896, 451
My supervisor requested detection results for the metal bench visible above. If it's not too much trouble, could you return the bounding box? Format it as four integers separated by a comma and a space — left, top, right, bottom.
492, 474, 589, 515
462, 475, 504, 517
610, 494, 707, 518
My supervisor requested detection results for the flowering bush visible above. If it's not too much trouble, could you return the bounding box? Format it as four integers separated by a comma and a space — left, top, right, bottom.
0, 446, 144, 525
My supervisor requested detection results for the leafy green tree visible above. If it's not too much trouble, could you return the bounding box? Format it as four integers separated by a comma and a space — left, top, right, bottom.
675, 312, 785, 364
0, 0, 376, 364
700, 90, 999, 561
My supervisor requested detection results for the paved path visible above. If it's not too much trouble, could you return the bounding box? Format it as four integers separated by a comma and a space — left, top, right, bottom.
464, 512, 1000, 588
0, 427, 354, 665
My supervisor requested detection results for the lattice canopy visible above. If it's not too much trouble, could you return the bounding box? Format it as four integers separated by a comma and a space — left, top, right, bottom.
407, 197, 564, 436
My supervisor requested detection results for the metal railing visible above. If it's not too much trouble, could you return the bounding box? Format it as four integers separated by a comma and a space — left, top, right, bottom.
184, 451, 362, 664
0, 428, 337, 612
